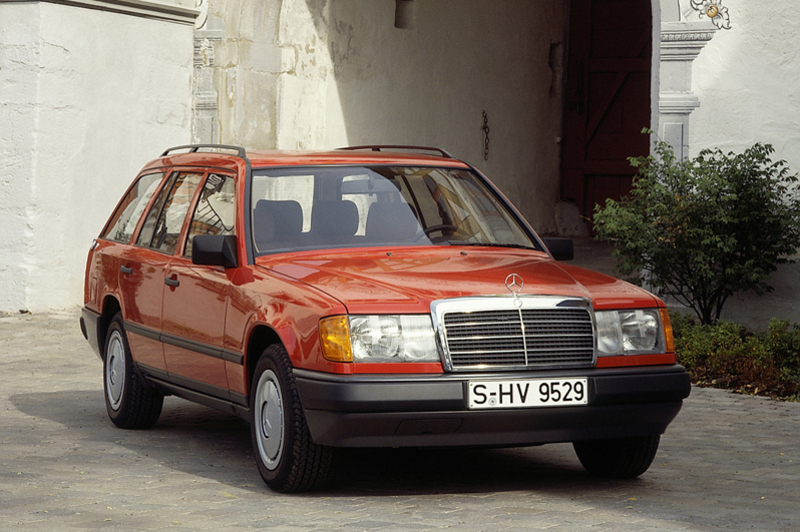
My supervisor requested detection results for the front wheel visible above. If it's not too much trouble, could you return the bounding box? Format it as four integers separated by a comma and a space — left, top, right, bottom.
250, 345, 333, 492
103, 313, 163, 429
573, 435, 660, 479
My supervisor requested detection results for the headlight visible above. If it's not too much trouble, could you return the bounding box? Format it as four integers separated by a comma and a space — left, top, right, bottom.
351, 315, 438, 362
319, 315, 439, 363
595, 309, 665, 356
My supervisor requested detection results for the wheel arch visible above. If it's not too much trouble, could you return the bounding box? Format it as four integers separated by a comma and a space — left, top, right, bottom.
98, 295, 122, 361
245, 324, 287, 394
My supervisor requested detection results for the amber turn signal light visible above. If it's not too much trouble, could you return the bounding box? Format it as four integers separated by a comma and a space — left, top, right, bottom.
319, 315, 353, 362
660, 308, 676, 354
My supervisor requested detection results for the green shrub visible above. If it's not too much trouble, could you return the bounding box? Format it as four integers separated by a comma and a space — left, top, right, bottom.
764, 319, 800, 394
673, 314, 800, 400
594, 137, 800, 325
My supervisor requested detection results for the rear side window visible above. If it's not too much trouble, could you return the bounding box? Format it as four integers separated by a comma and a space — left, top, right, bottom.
137, 172, 204, 254
103, 173, 164, 243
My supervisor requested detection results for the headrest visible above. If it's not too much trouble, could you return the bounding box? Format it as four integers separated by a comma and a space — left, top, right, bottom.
311, 200, 359, 238
254, 199, 303, 244
366, 202, 420, 242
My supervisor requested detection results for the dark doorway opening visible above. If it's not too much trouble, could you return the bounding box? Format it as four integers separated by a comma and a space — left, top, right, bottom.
560, 0, 652, 227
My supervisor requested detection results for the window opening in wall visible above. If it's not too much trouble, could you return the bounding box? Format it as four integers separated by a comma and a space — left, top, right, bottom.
395, 0, 416, 29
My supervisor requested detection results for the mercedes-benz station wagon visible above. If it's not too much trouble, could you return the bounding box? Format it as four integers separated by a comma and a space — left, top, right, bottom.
80, 144, 691, 492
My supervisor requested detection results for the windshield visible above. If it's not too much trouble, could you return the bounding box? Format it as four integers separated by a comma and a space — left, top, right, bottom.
250, 166, 539, 254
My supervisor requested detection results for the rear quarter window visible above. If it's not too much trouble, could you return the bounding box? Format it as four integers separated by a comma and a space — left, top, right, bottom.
103, 172, 164, 243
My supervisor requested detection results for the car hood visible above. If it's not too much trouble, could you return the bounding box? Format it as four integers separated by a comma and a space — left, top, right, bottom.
256, 247, 660, 314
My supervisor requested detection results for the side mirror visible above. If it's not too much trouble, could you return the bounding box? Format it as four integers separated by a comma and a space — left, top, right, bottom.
542, 237, 574, 261
192, 234, 239, 268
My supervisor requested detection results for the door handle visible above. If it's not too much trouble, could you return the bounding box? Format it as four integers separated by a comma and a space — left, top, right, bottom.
120, 265, 133, 275
165, 276, 180, 288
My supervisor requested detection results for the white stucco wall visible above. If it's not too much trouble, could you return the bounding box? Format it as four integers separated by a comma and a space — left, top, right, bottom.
682, 3, 800, 328
0, 3, 194, 312
689, 3, 800, 173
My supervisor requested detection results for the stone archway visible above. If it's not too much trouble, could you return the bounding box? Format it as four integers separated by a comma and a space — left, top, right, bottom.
252, 1, 572, 234
195, 0, 708, 235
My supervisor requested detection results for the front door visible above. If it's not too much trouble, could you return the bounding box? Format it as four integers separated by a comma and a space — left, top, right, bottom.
560, 0, 652, 226
161, 173, 237, 399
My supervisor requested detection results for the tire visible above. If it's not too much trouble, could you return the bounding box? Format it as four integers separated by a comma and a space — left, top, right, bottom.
103, 314, 163, 429
250, 344, 333, 493
573, 435, 660, 479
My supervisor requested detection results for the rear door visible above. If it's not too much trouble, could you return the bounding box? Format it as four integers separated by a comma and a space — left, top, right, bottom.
122, 171, 204, 373
91, 171, 166, 367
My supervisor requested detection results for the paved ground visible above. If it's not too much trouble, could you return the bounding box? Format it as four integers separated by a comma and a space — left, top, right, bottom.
1, 310, 799, 531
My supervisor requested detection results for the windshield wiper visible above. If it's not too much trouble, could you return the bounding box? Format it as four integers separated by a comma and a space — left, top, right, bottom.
449, 241, 538, 251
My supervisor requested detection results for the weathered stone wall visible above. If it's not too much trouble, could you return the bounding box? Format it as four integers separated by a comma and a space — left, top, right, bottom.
0, 2, 194, 312
200, 1, 283, 147
206, 0, 567, 233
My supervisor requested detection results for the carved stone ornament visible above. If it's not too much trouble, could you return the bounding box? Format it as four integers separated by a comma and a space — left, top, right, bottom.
690, 0, 732, 29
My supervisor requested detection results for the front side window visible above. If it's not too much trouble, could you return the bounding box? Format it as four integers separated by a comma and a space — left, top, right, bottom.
184, 174, 236, 257
250, 166, 537, 254
103, 173, 164, 243
137, 172, 203, 254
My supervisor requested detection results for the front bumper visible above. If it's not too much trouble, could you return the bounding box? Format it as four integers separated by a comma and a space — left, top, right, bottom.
294, 365, 691, 447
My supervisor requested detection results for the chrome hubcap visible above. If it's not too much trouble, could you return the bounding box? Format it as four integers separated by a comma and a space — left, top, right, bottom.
106, 330, 125, 411
255, 370, 284, 470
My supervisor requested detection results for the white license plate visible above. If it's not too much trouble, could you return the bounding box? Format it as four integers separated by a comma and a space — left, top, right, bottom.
468, 378, 588, 409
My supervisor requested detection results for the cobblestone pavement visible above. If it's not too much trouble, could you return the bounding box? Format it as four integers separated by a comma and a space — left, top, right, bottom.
1, 310, 798, 532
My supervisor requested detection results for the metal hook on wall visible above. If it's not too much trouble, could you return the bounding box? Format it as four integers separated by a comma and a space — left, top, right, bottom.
482, 110, 490, 161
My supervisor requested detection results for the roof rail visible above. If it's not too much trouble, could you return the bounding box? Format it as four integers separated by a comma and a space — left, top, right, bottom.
338, 145, 454, 159
161, 144, 247, 158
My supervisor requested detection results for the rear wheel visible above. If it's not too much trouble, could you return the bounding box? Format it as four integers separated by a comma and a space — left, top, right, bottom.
103, 314, 163, 429
250, 344, 333, 492
573, 435, 660, 479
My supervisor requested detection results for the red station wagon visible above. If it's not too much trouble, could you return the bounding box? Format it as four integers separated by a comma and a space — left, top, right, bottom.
81, 144, 691, 492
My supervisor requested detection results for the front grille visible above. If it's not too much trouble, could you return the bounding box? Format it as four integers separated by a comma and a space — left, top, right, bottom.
437, 301, 595, 371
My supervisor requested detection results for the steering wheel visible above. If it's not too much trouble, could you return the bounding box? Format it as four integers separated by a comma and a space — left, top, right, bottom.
413, 224, 459, 242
